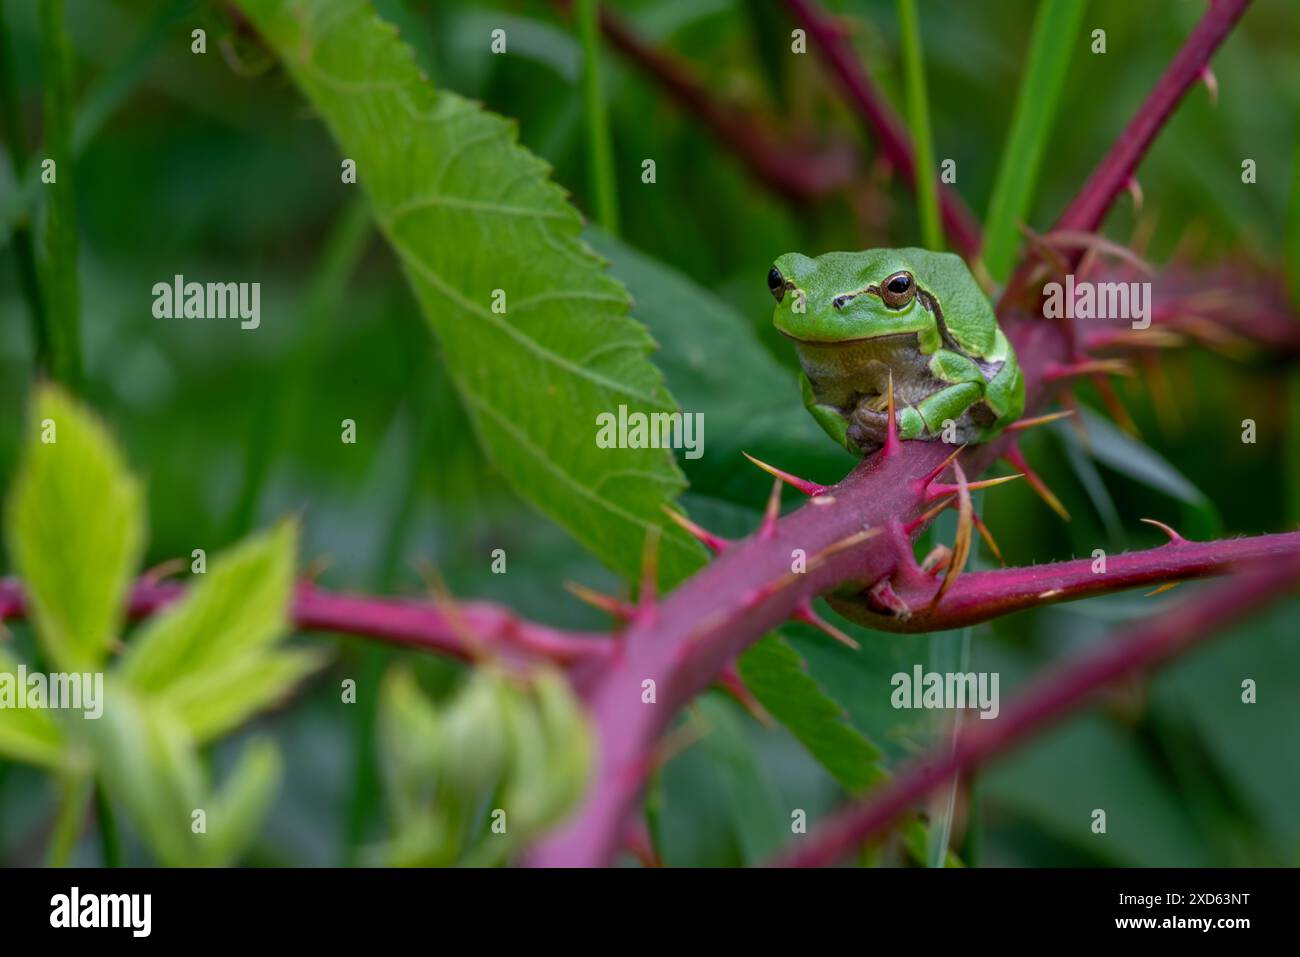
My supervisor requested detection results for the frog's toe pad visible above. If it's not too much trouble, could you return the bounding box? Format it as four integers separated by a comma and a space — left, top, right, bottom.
896, 407, 926, 440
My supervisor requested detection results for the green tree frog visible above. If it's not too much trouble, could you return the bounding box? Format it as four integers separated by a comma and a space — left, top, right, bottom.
768, 248, 1024, 455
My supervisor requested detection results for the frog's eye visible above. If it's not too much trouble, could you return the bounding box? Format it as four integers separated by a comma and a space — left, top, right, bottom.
880, 271, 915, 309
767, 266, 786, 303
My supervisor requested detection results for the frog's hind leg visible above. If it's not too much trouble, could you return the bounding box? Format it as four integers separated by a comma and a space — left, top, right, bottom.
800, 372, 860, 457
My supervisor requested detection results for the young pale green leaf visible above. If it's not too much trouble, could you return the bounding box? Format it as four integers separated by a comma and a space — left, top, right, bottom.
6, 385, 144, 671
234, 0, 701, 586
378, 666, 443, 827
202, 737, 283, 867
92, 686, 283, 867
90, 684, 206, 866
0, 648, 66, 769
156, 648, 325, 745
739, 634, 886, 793
120, 520, 297, 693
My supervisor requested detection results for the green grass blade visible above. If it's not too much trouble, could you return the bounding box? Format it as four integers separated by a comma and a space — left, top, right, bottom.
577, 0, 619, 235
0, 0, 49, 363
1285, 130, 1300, 524
981, 0, 1087, 284
38, 0, 82, 389
897, 0, 941, 250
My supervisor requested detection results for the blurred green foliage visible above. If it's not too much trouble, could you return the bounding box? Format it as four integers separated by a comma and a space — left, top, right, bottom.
1, 0, 1298, 867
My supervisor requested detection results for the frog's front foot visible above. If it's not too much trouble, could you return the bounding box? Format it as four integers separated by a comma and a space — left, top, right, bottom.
846, 403, 926, 450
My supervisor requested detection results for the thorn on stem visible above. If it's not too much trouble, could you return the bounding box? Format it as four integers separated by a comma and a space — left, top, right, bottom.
919, 544, 952, 576
866, 577, 911, 619
1200, 65, 1218, 105
742, 451, 827, 497
928, 472, 1023, 500
905, 493, 957, 535
1144, 581, 1183, 598
718, 663, 774, 727
792, 600, 860, 650
1139, 517, 1188, 545
565, 581, 635, 621
140, 557, 186, 586
1044, 358, 1133, 382
660, 504, 729, 554
1091, 372, 1141, 436
1125, 175, 1144, 214
1005, 409, 1074, 433
971, 511, 1005, 566
931, 463, 974, 609
918, 443, 968, 488
1003, 444, 1071, 522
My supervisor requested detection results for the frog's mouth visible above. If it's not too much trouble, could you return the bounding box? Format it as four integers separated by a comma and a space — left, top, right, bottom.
776, 329, 918, 346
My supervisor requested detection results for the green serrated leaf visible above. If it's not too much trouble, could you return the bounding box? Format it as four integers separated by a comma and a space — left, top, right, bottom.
6, 384, 144, 670
203, 737, 283, 866
695, 694, 786, 863
739, 634, 885, 793
235, 0, 702, 586
585, 230, 853, 507
121, 519, 297, 693
0, 647, 65, 769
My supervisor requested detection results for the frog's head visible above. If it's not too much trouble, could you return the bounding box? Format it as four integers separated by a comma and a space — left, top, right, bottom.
769, 248, 945, 345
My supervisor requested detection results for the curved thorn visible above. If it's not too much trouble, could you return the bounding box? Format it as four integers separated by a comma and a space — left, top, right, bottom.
1139, 517, 1188, 545
565, 581, 635, 621
742, 451, 828, 497
1003, 444, 1071, 522
905, 493, 957, 534
918, 443, 968, 488
928, 473, 1023, 500
867, 577, 911, 619
919, 544, 952, 576
140, 556, 186, 586
1044, 358, 1134, 382
660, 504, 730, 554
1145, 581, 1183, 598
971, 511, 1005, 566
931, 463, 974, 609
1200, 65, 1218, 106
719, 663, 774, 727
1091, 372, 1141, 436
793, 600, 860, 650
1125, 175, 1144, 214
1005, 409, 1075, 433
